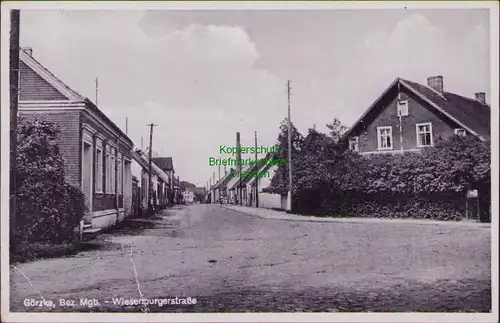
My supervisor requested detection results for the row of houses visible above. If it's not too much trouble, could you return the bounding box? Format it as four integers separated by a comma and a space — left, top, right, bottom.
207, 74, 491, 217
17, 47, 183, 235
207, 157, 286, 210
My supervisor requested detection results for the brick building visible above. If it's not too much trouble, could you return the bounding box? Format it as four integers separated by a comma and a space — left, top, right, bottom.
18, 48, 135, 232
344, 76, 490, 154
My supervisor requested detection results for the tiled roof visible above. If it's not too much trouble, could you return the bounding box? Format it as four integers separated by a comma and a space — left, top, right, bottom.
400, 79, 490, 139
152, 157, 174, 171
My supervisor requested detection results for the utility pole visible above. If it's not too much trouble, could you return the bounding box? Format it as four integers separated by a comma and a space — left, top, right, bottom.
125, 117, 128, 136
236, 132, 243, 206
397, 81, 404, 153
146, 123, 158, 216
255, 131, 259, 208
287, 80, 293, 212
95, 77, 99, 105
10, 9, 20, 254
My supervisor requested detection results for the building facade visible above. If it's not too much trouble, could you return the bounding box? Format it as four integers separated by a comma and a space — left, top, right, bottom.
18, 48, 135, 232
344, 76, 490, 154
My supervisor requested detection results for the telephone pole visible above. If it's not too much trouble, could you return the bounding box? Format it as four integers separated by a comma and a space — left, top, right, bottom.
10, 9, 20, 253
287, 80, 293, 212
146, 123, 158, 216
254, 131, 259, 207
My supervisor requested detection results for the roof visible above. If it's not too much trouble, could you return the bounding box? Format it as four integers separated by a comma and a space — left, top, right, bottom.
19, 49, 134, 146
152, 157, 174, 171
228, 164, 255, 190
246, 160, 278, 186
346, 77, 490, 141
213, 172, 233, 190
132, 149, 170, 182
19, 49, 85, 101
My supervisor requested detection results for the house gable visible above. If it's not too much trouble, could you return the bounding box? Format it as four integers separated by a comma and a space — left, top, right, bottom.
19, 49, 85, 102
19, 61, 69, 101
346, 77, 489, 154
348, 85, 464, 153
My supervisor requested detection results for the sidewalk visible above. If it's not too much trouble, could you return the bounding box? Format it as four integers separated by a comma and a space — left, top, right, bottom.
223, 205, 491, 228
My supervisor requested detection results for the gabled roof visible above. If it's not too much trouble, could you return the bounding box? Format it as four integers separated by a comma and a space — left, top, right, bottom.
152, 157, 174, 171
19, 49, 135, 146
19, 49, 85, 102
345, 77, 490, 141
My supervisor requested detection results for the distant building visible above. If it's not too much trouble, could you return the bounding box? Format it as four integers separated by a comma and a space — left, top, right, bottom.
182, 190, 195, 204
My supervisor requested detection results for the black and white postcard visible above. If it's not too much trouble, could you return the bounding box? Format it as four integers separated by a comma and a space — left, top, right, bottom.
1, 1, 498, 322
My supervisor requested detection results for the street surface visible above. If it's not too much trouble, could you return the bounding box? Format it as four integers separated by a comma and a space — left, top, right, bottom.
10, 204, 491, 312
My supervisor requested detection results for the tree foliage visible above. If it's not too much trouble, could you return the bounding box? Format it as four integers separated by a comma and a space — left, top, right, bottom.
15, 116, 87, 245
325, 118, 348, 143
267, 119, 304, 193
267, 117, 491, 222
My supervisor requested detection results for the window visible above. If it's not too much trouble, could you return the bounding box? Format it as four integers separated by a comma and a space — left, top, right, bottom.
377, 126, 393, 150
110, 156, 115, 194
106, 153, 110, 193
397, 100, 409, 117
117, 160, 122, 195
96, 148, 103, 193
349, 137, 359, 152
454, 128, 466, 137
416, 123, 433, 147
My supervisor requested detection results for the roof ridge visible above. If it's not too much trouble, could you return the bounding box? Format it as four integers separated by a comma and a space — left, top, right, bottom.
407, 78, 449, 100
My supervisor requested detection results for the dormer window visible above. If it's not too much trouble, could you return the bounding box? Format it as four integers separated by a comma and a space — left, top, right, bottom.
349, 137, 359, 152
454, 128, 466, 137
397, 100, 409, 117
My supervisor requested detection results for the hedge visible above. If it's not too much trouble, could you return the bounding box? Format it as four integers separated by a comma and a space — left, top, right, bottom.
14, 116, 87, 251
289, 133, 491, 222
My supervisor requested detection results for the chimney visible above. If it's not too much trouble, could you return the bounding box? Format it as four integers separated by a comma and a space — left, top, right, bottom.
22, 47, 33, 56
475, 92, 486, 104
427, 75, 444, 93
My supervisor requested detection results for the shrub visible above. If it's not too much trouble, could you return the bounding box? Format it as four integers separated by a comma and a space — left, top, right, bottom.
289, 131, 491, 221
14, 115, 87, 248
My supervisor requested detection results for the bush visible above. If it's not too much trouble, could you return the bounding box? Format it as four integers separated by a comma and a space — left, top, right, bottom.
14, 115, 87, 248
289, 131, 491, 222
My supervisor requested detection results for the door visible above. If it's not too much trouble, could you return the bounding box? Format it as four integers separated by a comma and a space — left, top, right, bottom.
82, 142, 93, 212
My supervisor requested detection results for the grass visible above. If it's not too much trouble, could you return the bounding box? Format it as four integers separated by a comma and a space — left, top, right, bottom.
11, 241, 80, 263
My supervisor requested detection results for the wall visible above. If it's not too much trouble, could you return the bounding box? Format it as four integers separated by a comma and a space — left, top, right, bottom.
352, 89, 460, 153
19, 61, 68, 101
259, 192, 282, 209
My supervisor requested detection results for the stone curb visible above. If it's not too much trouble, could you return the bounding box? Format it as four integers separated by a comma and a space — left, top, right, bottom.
222, 205, 491, 229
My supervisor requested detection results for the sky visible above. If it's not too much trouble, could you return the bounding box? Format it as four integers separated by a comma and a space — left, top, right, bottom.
19, 8, 490, 187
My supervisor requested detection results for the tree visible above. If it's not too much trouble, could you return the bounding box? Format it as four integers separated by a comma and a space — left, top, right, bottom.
267, 119, 304, 194
15, 116, 87, 245
326, 118, 348, 143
